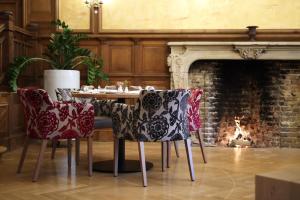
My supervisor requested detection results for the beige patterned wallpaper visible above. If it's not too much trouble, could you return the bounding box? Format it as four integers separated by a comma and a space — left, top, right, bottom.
58, 0, 90, 30
58, 0, 300, 30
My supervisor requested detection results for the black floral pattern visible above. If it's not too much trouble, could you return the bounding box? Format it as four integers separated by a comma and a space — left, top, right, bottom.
55, 88, 74, 102
142, 93, 162, 111
148, 115, 169, 141
111, 90, 190, 142
111, 113, 121, 135
92, 99, 116, 117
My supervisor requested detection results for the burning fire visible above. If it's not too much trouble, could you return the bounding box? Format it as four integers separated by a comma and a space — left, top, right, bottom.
228, 116, 252, 147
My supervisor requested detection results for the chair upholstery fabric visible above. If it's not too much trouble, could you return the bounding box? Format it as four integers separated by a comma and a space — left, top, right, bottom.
55, 88, 115, 117
187, 88, 203, 132
92, 99, 115, 117
55, 88, 75, 102
18, 89, 94, 140
111, 90, 190, 142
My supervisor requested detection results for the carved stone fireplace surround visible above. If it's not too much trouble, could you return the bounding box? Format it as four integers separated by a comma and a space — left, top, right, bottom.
167, 41, 300, 147
167, 42, 300, 89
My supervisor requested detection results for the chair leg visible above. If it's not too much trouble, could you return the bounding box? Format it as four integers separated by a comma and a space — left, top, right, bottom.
75, 138, 80, 165
184, 138, 195, 181
67, 139, 72, 175
167, 141, 171, 168
17, 136, 30, 173
32, 139, 48, 182
113, 137, 119, 177
138, 141, 147, 187
51, 139, 57, 160
161, 142, 167, 172
174, 141, 180, 158
87, 136, 93, 176
197, 130, 207, 163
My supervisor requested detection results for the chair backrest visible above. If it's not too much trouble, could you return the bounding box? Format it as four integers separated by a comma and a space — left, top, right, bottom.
18, 89, 55, 138
18, 89, 54, 114
187, 88, 203, 131
56, 88, 114, 117
55, 88, 92, 104
18, 88, 95, 139
55, 88, 75, 102
132, 89, 190, 142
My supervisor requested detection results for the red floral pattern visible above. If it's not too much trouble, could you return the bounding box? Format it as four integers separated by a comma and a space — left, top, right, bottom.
25, 90, 43, 109
187, 88, 203, 131
18, 89, 94, 139
77, 110, 94, 134
37, 111, 59, 136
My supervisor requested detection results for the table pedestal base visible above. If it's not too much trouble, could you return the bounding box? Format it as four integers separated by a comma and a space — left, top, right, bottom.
93, 160, 153, 173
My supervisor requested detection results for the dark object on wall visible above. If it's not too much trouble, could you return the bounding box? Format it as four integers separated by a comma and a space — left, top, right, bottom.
247, 26, 258, 41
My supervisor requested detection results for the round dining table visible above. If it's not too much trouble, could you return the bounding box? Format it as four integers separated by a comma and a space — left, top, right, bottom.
72, 91, 154, 173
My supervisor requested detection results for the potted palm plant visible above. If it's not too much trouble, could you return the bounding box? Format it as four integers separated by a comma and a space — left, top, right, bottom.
6, 20, 108, 99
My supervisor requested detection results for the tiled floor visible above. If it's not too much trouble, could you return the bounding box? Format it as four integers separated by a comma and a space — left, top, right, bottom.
0, 141, 299, 200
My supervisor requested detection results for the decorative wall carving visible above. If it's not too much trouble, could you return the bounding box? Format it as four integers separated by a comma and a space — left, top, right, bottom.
234, 46, 266, 59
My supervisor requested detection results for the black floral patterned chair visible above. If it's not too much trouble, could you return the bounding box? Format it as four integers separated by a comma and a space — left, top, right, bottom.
54, 88, 116, 164
111, 89, 195, 186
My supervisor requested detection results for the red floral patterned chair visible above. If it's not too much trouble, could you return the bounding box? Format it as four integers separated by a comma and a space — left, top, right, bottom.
172, 88, 207, 164
17, 89, 94, 181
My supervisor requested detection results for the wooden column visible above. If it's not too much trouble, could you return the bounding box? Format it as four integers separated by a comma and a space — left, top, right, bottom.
0, 11, 15, 72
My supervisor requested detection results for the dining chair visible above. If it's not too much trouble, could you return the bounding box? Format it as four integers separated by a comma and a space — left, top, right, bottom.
172, 88, 207, 164
111, 89, 195, 187
54, 88, 115, 164
17, 89, 94, 181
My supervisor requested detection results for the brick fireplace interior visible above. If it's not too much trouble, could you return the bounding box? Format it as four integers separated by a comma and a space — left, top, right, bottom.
189, 60, 300, 147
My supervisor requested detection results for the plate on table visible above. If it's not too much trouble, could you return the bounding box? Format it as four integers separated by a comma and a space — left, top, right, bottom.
105, 89, 118, 94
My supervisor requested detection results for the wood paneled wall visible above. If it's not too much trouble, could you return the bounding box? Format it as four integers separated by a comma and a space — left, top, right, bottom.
0, 0, 23, 27
23, 0, 56, 35
0, 11, 38, 89
11, 0, 299, 90
1, 0, 300, 143
0, 92, 24, 150
0, 11, 38, 149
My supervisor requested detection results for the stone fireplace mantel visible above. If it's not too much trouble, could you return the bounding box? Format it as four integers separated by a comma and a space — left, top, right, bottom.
167, 41, 300, 88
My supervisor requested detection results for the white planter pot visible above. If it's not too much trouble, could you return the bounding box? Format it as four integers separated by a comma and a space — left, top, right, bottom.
44, 70, 80, 100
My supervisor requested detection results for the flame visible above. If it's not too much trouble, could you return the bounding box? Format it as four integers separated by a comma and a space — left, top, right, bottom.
229, 116, 251, 147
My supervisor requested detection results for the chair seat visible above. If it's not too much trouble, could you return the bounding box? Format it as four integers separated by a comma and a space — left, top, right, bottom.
94, 116, 112, 129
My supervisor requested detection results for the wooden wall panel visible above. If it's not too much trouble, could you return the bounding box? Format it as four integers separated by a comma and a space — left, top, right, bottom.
0, 0, 22, 26
78, 39, 102, 82
0, 104, 8, 138
0, 35, 4, 75
138, 78, 169, 90
23, 0, 56, 35
139, 41, 168, 75
0, 93, 24, 150
109, 41, 134, 75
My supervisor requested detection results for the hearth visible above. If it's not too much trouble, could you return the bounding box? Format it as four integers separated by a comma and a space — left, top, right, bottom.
189, 60, 298, 147
168, 42, 300, 147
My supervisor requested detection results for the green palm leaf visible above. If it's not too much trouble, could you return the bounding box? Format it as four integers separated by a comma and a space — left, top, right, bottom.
6, 20, 108, 91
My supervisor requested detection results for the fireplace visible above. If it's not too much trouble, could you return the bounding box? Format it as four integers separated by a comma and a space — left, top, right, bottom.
168, 42, 300, 147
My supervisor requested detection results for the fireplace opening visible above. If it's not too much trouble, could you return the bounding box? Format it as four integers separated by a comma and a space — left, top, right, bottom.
189, 60, 300, 147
